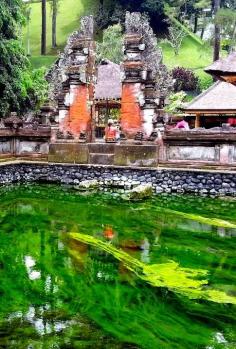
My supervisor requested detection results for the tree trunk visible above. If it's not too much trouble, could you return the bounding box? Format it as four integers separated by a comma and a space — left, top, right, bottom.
200, 27, 205, 39
213, 0, 221, 62
229, 20, 236, 52
52, 0, 57, 48
201, 16, 206, 40
194, 13, 198, 33
41, 0, 46, 55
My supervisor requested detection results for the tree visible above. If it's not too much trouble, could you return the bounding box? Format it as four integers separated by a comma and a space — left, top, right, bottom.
0, 0, 27, 117
194, 0, 211, 39
213, 0, 221, 61
96, 24, 124, 64
50, 0, 60, 49
41, 0, 46, 55
164, 24, 186, 55
0, 0, 48, 117
116, 0, 166, 32
215, 8, 236, 52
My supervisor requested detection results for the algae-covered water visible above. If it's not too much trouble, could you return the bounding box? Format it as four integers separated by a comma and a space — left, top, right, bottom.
0, 184, 235, 349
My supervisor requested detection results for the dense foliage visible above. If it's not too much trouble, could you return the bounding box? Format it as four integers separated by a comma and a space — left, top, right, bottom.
96, 24, 124, 64
94, 0, 167, 33
0, 0, 26, 116
164, 91, 186, 114
172, 67, 199, 92
0, 0, 48, 117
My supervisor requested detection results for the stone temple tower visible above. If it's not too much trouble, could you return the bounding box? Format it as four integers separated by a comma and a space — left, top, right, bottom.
121, 12, 163, 139
49, 16, 95, 141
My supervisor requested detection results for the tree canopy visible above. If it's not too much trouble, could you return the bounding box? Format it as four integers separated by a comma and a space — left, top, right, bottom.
0, 0, 47, 117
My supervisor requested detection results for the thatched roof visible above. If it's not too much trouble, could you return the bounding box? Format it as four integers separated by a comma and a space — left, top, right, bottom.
205, 52, 236, 76
94, 60, 122, 100
184, 81, 236, 113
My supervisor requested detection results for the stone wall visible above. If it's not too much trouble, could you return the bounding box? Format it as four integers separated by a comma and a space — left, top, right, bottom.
161, 130, 236, 165
0, 162, 236, 196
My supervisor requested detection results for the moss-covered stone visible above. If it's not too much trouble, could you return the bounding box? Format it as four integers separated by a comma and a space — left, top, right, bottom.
74, 179, 99, 191
48, 143, 88, 163
114, 144, 158, 167
129, 184, 153, 201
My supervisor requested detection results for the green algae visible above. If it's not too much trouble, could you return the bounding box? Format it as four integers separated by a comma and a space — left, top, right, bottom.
0, 184, 235, 349
154, 206, 236, 228
68, 232, 236, 304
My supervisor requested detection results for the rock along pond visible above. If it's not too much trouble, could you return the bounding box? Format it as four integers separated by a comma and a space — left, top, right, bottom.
0, 184, 235, 349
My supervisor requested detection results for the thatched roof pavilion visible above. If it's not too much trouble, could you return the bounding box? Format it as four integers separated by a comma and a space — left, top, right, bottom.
205, 52, 236, 85
184, 81, 236, 127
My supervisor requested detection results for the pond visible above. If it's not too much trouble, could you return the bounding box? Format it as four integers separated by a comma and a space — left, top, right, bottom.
0, 184, 235, 349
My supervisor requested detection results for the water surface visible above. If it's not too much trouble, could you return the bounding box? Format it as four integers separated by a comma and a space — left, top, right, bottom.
0, 184, 235, 349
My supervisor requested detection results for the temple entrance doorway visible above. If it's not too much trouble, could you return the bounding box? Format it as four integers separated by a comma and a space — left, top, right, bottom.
94, 60, 122, 142
94, 100, 121, 140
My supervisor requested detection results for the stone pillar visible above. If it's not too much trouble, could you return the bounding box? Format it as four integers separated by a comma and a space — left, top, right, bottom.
121, 12, 163, 140
57, 16, 95, 141
121, 35, 143, 138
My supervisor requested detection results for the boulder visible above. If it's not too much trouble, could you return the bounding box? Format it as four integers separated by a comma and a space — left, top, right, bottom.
74, 179, 99, 191
129, 183, 153, 201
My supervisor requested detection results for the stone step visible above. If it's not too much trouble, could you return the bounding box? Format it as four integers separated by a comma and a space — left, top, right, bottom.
89, 153, 114, 165
17, 155, 48, 162
88, 143, 115, 154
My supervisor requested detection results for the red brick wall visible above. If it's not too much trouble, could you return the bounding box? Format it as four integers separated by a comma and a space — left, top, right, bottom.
121, 83, 142, 138
60, 85, 92, 137
69, 85, 91, 135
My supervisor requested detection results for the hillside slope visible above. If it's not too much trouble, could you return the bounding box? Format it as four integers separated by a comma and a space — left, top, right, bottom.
23, 0, 97, 56
24, 1, 215, 89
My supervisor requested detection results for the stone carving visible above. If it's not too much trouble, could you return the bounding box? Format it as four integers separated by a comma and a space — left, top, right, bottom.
47, 16, 95, 139
4, 112, 23, 130
47, 16, 95, 103
125, 12, 143, 34
80, 16, 94, 38
121, 12, 172, 139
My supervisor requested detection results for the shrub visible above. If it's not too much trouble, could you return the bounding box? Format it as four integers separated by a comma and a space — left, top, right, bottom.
197, 72, 213, 92
164, 91, 187, 114
172, 67, 199, 92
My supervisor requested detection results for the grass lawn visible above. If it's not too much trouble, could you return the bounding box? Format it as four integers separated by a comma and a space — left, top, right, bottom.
29, 55, 57, 69
160, 36, 212, 70
23, 0, 97, 56
159, 35, 228, 89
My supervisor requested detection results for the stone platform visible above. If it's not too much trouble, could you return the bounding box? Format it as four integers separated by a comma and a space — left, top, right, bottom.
48, 143, 159, 167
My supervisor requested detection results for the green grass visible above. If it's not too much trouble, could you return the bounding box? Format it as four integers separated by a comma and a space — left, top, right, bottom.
159, 35, 225, 90
160, 36, 212, 71
29, 55, 57, 69
23, 0, 97, 56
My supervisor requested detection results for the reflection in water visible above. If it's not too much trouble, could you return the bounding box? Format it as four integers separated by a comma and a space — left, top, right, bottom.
24, 255, 41, 280
0, 184, 235, 349
140, 238, 150, 263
